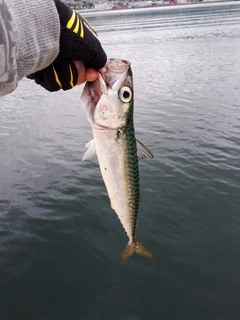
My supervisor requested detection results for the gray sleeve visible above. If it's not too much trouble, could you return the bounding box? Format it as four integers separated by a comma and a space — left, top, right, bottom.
0, 0, 60, 96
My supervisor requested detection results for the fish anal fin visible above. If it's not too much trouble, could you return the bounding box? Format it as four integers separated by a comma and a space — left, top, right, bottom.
136, 139, 154, 160
120, 241, 154, 263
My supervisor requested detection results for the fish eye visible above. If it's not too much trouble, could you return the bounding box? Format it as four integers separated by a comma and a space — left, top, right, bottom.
119, 86, 132, 103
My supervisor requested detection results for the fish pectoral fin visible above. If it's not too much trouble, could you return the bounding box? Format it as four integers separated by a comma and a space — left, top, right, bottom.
82, 139, 97, 161
120, 241, 154, 263
136, 139, 154, 160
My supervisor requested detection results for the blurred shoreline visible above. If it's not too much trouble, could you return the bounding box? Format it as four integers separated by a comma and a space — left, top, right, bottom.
74, 0, 239, 13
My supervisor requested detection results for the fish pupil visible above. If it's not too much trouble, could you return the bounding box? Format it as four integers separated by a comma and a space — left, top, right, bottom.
123, 91, 130, 99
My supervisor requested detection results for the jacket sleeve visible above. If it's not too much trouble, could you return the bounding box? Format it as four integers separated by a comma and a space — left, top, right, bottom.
0, 0, 60, 96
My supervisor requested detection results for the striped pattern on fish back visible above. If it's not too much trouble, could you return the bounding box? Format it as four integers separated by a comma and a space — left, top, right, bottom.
122, 115, 139, 242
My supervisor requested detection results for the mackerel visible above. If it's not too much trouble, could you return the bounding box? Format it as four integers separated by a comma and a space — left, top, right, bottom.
80, 59, 154, 262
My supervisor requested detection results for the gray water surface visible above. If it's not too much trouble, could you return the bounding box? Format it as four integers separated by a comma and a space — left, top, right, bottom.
1, 2, 240, 319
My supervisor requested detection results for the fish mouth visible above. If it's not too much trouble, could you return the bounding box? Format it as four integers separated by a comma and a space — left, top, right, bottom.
82, 59, 131, 108
99, 59, 131, 90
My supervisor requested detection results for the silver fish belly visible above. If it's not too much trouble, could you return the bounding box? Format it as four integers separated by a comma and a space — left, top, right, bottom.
81, 59, 154, 263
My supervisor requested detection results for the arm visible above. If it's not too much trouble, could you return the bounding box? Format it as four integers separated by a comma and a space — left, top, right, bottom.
0, 0, 60, 96
0, 0, 107, 96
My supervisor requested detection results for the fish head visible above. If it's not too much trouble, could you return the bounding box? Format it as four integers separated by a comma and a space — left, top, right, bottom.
81, 59, 133, 130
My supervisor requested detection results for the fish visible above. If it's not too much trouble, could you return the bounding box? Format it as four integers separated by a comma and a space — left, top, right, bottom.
80, 58, 154, 263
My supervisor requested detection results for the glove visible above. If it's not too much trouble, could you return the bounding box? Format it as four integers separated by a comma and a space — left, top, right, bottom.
27, 0, 107, 92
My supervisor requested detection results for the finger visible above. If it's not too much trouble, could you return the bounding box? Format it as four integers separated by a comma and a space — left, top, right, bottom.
74, 59, 110, 85
74, 60, 98, 84
73, 60, 87, 85
85, 59, 110, 82
85, 68, 98, 82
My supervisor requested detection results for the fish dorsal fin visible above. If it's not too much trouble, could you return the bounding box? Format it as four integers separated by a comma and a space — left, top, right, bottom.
82, 139, 97, 161
136, 139, 154, 160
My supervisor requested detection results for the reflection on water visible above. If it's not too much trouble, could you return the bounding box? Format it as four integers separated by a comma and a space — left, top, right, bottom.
0, 2, 240, 320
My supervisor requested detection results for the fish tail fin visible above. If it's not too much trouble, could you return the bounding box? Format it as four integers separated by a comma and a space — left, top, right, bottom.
120, 241, 154, 263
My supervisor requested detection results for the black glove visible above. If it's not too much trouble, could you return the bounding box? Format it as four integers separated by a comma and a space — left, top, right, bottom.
27, 0, 107, 92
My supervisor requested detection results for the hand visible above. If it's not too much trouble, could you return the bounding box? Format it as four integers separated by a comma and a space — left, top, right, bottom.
27, 0, 107, 92
74, 61, 107, 85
